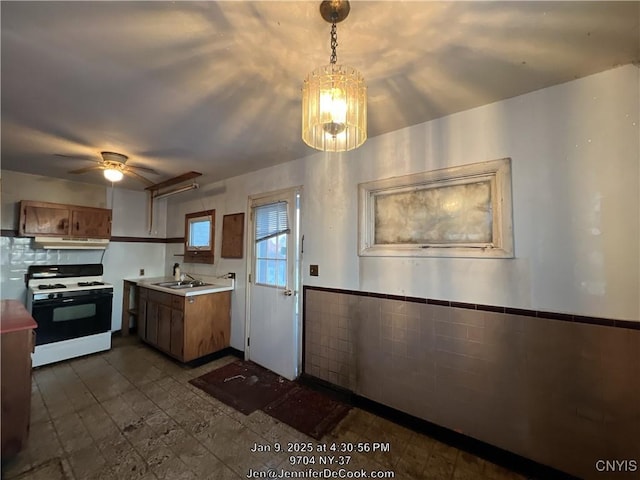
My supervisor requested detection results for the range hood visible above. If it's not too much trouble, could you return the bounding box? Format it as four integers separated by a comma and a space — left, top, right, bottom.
33, 237, 109, 250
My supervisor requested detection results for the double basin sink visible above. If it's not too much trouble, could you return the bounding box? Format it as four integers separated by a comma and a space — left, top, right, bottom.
139, 277, 234, 297
152, 280, 212, 290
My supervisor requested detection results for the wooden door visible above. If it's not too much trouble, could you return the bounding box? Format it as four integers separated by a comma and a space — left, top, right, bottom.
183, 292, 230, 361
146, 301, 158, 344
71, 208, 111, 238
19, 202, 70, 236
170, 308, 184, 360
157, 304, 171, 352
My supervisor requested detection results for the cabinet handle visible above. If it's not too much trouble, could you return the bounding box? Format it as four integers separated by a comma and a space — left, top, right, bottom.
75, 222, 79, 230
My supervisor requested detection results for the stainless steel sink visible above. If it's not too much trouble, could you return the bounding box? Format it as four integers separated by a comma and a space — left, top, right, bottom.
153, 281, 181, 287
152, 280, 212, 289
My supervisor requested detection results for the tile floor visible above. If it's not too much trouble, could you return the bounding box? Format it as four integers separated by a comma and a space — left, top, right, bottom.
2, 337, 526, 480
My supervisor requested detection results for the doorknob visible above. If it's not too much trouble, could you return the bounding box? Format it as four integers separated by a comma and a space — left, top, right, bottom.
283, 288, 293, 296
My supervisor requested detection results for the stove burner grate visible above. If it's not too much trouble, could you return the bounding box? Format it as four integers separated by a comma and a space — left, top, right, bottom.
38, 284, 67, 290
78, 281, 105, 287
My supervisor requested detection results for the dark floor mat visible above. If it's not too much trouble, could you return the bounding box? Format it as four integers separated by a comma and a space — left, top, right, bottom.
189, 360, 295, 415
263, 385, 352, 440
191, 360, 352, 439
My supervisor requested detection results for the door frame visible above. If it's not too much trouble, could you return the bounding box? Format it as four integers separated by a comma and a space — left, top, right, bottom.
244, 185, 303, 377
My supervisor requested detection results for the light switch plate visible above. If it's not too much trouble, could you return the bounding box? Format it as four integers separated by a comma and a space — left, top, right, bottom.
310, 265, 319, 276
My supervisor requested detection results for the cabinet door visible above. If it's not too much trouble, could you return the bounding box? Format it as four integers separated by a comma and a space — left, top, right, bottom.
71, 209, 111, 238
19, 202, 70, 236
157, 305, 171, 352
170, 308, 184, 360
146, 301, 159, 345
183, 292, 230, 361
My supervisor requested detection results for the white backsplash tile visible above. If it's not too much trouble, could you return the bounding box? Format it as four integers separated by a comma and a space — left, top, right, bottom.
1, 236, 104, 301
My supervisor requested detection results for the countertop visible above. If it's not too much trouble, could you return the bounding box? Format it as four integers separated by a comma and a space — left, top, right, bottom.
1, 300, 37, 334
126, 276, 234, 297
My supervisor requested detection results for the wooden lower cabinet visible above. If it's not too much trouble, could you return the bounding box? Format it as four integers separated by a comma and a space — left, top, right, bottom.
137, 287, 230, 362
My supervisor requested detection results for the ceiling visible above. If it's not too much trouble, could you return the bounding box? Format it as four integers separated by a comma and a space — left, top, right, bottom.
2, 1, 638, 190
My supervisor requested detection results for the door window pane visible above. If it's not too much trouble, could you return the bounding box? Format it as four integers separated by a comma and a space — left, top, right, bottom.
255, 233, 287, 287
254, 201, 289, 288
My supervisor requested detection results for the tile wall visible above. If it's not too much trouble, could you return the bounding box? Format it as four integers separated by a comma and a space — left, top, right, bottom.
304, 287, 640, 480
0, 236, 101, 302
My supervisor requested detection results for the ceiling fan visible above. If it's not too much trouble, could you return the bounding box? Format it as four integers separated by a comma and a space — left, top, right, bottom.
62, 151, 158, 185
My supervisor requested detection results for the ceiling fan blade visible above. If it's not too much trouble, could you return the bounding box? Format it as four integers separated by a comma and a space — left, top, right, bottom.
69, 166, 103, 174
126, 164, 159, 175
136, 147, 190, 159
123, 169, 154, 186
55, 153, 100, 162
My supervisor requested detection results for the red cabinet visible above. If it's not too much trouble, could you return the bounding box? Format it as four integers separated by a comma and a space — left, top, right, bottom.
1, 301, 37, 458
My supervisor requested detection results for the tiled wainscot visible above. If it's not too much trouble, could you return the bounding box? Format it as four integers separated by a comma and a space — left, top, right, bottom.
303, 286, 640, 480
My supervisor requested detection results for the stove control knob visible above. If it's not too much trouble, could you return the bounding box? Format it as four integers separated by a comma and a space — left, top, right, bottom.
48, 293, 54, 299
56, 293, 63, 299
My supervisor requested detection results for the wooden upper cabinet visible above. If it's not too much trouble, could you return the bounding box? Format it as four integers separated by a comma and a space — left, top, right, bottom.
71, 208, 111, 238
19, 202, 70, 236
19, 201, 112, 239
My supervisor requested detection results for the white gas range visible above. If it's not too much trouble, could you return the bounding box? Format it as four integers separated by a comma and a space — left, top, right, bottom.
26, 264, 113, 367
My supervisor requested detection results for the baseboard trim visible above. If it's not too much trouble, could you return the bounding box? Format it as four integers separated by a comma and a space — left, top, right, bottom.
184, 346, 244, 368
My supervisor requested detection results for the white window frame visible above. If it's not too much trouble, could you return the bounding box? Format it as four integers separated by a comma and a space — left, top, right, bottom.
358, 158, 514, 258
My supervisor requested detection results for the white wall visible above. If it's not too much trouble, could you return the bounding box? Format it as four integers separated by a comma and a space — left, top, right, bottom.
164, 64, 639, 330
105, 187, 168, 330
348, 64, 639, 320
108, 186, 167, 238
3, 65, 637, 342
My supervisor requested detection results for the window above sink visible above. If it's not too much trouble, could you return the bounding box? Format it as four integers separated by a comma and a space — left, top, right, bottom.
184, 209, 215, 264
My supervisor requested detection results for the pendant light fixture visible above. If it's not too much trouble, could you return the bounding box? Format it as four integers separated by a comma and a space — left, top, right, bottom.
302, 0, 367, 152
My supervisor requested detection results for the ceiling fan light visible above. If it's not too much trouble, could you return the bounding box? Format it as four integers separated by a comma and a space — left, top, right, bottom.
104, 168, 124, 182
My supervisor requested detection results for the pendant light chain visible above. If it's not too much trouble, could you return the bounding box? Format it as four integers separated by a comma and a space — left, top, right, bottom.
329, 22, 338, 65
302, 0, 367, 152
